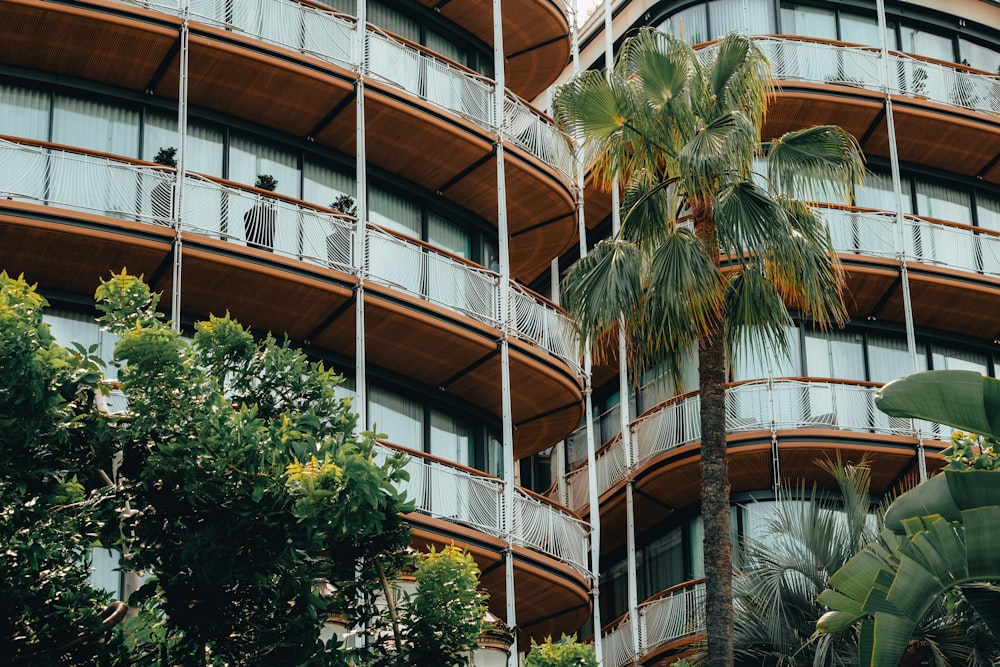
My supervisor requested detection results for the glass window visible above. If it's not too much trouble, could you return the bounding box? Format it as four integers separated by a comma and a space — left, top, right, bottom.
303, 158, 356, 211
978, 193, 1000, 232
805, 330, 865, 380
369, 386, 423, 448
867, 335, 925, 385
644, 526, 685, 597
430, 409, 472, 466
52, 95, 139, 157
228, 134, 300, 197
427, 213, 471, 258
660, 6, 708, 45
855, 171, 911, 213
914, 179, 971, 225
960, 38, 1000, 74
143, 113, 224, 178
368, 1, 419, 42
900, 24, 954, 62
780, 3, 836, 40
708, 0, 747, 39
370, 186, 420, 238
0, 84, 50, 141
932, 345, 988, 374
839, 13, 888, 48
978, 194, 1000, 276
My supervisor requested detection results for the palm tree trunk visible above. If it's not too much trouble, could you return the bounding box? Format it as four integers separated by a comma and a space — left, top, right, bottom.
699, 330, 733, 667
696, 207, 734, 667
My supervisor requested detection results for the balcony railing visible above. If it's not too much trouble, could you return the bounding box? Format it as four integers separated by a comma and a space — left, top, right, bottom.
105, 0, 574, 179
377, 443, 591, 576
558, 379, 937, 514
0, 138, 582, 374
600, 580, 707, 667
695, 36, 1000, 116
819, 205, 1000, 279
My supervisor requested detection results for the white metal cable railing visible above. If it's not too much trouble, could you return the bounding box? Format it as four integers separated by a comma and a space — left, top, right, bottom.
106, 0, 573, 178
560, 379, 941, 515
377, 443, 591, 575
695, 37, 1000, 116
0, 138, 581, 374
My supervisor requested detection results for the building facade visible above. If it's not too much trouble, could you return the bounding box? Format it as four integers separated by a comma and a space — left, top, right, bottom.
0, 0, 596, 660
540, 0, 1000, 664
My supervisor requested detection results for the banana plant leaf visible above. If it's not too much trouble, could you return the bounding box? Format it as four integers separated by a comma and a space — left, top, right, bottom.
875, 370, 1000, 439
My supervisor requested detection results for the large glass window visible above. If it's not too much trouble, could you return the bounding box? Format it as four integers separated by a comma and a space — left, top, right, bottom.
914, 179, 971, 225
430, 409, 473, 467
369, 385, 424, 448
52, 95, 139, 156
855, 171, 910, 213
900, 24, 954, 62
931, 345, 988, 374
228, 134, 300, 198
731, 326, 800, 382
643, 526, 685, 598
804, 330, 865, 380
779, 3, 836, 40
867, 335, 925, 385
659, 5, 708, 44
840, 13, 892, 48
960, 38, 1000, 74
0, 84, 50, 141
143, 112, 224, 177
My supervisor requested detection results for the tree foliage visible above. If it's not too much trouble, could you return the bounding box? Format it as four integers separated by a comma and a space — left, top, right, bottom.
2, 269, 490, 666
524, 634, 598, 667
0, 272, 120, 665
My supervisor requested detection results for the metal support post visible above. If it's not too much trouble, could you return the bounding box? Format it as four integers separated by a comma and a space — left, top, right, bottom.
353, 0, 369, 431
492, 0, 518, 663
876, 0, 926, 481
170, 5, 190, 332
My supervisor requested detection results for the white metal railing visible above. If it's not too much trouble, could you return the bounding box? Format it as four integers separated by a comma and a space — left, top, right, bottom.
748, 37, 1000, 115
635, 582, 706, 664
819, 205, 1000, 279
379, 443, 591, 575
108, 0, 573, 178
561, 379, 941, 514
599, 581, 706, 667
602, 614, 636, 667
0, 138, 580, 373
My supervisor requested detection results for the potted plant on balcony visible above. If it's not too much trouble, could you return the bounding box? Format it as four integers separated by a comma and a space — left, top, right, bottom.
245, 173, 277, 252
151, 146, 176, 224
326, 193, 356, 268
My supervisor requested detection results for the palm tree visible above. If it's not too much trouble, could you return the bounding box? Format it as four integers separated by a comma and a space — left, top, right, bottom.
553, 29, 865, 667
734, 459, 998, 666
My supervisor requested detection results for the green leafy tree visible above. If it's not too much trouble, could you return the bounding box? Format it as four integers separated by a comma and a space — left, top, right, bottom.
817, 370, 1000, 666
0, 272, 123, 665
524, 634, 598, 667
93, 270, 414, 666
553, 29, 864, 666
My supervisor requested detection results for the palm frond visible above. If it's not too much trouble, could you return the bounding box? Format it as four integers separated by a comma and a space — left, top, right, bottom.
646, 225, 725, 342
562, 239, 644, 348
724, 268, 793, 371
678, 111, 756, 197
627, 29, 695, 109
767, 125, 866, 202
708, 34, 771, 135
619, 174, 683, 245
764, 200, 847, 330
714, 180, 790, 259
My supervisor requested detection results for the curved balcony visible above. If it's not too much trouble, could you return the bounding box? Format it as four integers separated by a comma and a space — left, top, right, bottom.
0, 137, 582, 456
722, 36, 1000, 186
602, 581, 706, 667
556, 378, 946, 517
376, 440, 591, 641
409, 0, 572, 99
0, 0, 576, 282
818, 204, 1000, 341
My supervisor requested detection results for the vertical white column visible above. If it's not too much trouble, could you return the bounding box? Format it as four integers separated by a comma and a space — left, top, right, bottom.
569, 0, 603, 661
353, 0, 369, 430
171, 3, 190, 333
491, 1, 518, 664
876, 0, 926, 481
